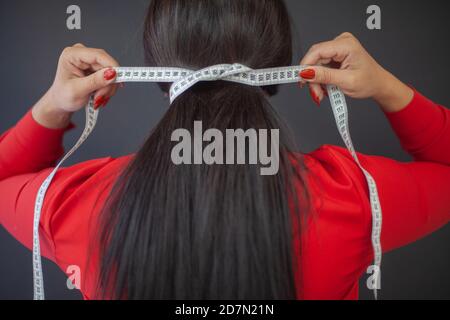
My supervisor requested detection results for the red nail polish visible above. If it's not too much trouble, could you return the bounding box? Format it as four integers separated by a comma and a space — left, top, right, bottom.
309, 88, 321, 107
94, 96, 105, 110
104, 69, 117, 81
300, 69, 316, 80
101, 97, 110, 108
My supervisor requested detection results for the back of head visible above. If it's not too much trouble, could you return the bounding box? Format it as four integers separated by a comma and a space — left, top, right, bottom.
144, 0, 292, 80
97, 0, 309, 300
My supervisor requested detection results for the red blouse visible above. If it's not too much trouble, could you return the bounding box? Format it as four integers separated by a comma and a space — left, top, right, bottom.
1, 90, 449, 300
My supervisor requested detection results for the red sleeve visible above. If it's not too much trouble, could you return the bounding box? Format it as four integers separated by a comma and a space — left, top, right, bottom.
384, 90, 450, 164
0, 109, 77, 259
334, 89, 450, 253
0, 109, 76, 180
0, 108, 129, 284
298, 90, 450, 299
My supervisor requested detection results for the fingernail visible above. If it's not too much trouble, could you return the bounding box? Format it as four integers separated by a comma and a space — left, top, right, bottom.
300, 69, 316, 80
309, 88, 321, 107
94, 96, 105, 110
101, 97, 110, 108
104, 68, 117, 81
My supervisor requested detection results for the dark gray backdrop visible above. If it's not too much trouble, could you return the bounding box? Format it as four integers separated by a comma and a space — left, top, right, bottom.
0, 0, 449, 300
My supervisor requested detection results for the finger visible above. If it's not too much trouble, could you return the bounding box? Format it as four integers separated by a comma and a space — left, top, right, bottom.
71, 62, 109, 78
66, 46, 119, 70
321, 84, 329, 97
94, 83, 118, 100
65, 45, 119, 80
299, 65, 327, 105
71, 44, 106, 71
93, 86, 114, 110
317, 58, 333, 66
300, 39, 350, 67
80, 62, 110, 73
72, 67, 118, 98
298, 58, 334, 89
93, 80, 120, 110
89, 63, 109, 72
335, 32, 355, 40
94, 82, 119, 100
300, 65, 352, 87
70, 60, 91, 71
308, 84, 324, 107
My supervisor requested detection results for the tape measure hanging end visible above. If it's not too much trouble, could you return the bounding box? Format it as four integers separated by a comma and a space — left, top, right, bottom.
327, 85, 383, 300
32, 97, 99, 300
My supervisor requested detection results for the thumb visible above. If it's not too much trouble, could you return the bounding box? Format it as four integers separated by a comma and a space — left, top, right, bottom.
73, 68, 117, 97
300, 66, 349, 87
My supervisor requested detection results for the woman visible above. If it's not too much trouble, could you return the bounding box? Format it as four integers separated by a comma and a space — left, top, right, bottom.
1, 0, 449, 300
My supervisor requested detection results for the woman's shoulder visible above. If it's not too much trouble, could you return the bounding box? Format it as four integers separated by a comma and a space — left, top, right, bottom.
43, 153, 136, 220
303, 144, 367, 188
299, 144, 371, 225
57, 153, 135, 180
296, 145, 374, 298
36, 153, 137, 295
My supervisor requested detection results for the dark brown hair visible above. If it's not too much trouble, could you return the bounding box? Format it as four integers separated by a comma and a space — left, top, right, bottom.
97, 0, 309, 299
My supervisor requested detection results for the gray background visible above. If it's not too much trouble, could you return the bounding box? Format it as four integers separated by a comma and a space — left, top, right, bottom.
0, 0, 449, 300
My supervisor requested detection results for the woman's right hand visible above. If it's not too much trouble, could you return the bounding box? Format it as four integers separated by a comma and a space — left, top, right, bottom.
299, 32, 414, 113
32, 44, 120, 129
48, 43, 120, 113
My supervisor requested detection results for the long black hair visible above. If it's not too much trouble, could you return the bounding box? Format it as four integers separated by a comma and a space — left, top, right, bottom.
96, 0, 311, 299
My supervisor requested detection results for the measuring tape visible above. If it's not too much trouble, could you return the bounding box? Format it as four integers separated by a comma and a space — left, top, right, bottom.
32, 64, 382, 300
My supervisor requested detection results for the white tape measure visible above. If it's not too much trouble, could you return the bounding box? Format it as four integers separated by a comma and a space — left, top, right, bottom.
32, 64, 382, 300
